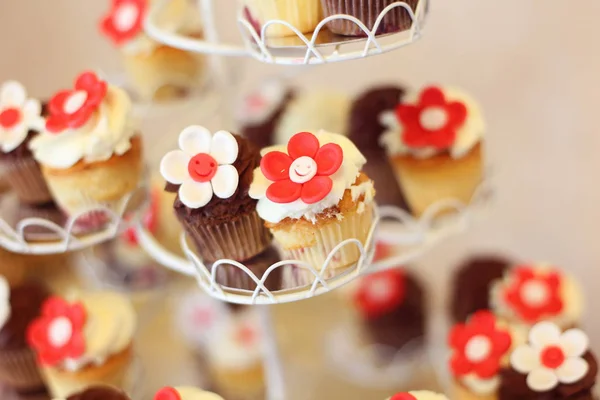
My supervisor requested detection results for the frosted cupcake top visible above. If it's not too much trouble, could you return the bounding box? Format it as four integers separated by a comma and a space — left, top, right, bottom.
27, 291, 136, 371
29, 71, 135, 169
154, 387, 224, 400
379, 86, 484, 159
387, 391, 449, 400
0, 81, 45, 153
249, 131, 370, 224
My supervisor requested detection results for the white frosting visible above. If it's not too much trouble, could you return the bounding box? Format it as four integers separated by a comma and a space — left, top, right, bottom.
274, 90, 351, 145
460, 374, 501, 395
29, 84, 134, 169
61, 292, 136, 371
171, 387, 225, 400
249, 130, 368, 224
0, 81, 44, 153
0, 276, 9, 330
379, 87, 484, 159
236, 78, 288, 125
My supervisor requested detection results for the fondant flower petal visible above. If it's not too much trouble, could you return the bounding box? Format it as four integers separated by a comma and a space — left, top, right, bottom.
300, 176, 333, 204
261, 151, 292, 181
0, 81, 26, 106
288, 132, 319, 160
526, 367, 559, 392
160, 150, 191, 185
211, 165, 239, 199
22, 99, 41, 119
315, 143, 343, 176
2, 123, 28, 153
447, 101, 468, 127
179, 179, 213, 209
511, 345, 540, 373
555, 357, 589, 384
210, 130, 239, 165
529, 321, 561, 348
420, 87, 446, 105
178, 125, 212, 156
266, 179, 301, 204
559, 329, 589, 358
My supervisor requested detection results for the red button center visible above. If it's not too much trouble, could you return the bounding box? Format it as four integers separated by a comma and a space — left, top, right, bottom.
540, 345, 565, 369
188, 153, 218, 183
0, 107, 21, 129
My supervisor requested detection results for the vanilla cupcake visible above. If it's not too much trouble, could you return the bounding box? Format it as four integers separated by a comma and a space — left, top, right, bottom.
380, 86, 484, 216
26, 292, 136, 398
489, 263, 583, 332
154, 386, 224, 400
250, 131, 375, 285
240, 0, 322, 38
29, 71, 143, 224
100, 0, 205, 101
387, 391, 449, 400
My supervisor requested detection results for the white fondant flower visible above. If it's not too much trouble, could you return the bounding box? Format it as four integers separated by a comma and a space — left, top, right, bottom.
160, 126, 239, 209
0, 276, 10, 330
510, 321, 589, 392
0, 81, 44, 153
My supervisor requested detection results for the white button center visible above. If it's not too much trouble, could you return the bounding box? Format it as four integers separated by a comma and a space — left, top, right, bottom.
115, 3, 139, 32
522, 281, 549, 307
48, 317, 73, 348
289, 156, 317, 184
63, 91, 88, 114
465, 335, 492, 362
420, 107, 448, 131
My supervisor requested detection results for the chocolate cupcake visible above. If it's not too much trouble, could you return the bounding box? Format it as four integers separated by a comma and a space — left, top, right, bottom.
67, 386, 130, 400
0, 279, 49, 392
348, 86, 410, 210
160, 126, 272, 287
0, 81, 52, 205
321, 0, 421, 36
353, 269, 425, 357
450, 256, 511, 323
215, 246, 282, 292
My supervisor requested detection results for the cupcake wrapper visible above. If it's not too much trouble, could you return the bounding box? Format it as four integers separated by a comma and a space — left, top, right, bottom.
0, 348, 45, 391
279, 203, 374, 288
212, 246, 282, 291
11, 202, 66, 237
184, 210, 272, 264
242, 0, 322, 38
321, 0, 420, 36
0, 157, 53, 205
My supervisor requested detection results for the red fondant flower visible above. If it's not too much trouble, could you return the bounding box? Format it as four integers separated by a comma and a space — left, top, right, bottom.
449, 310, 512, 379
123, 189, 159, 245
354, 269, 405, 319
100, 0, 147, 46
396, 86, 467, 149
502, 266, 563, 323
154, 387, 181, 400
46, 71, 107, 134
26, 297, 87, 366
390, 394, 417, 400
261, 132, 343, 204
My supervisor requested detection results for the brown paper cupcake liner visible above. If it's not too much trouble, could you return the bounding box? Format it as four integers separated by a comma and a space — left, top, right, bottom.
0, 348, 45, 391
212, 246, 282, 292
184, 210, 272, 264
321, 0, 420, 36
0, 157, 53, 205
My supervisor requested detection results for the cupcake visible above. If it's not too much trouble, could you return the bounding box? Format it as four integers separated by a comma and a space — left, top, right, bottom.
154, 386, 224, 400
321, 0, 421, 36
0, 278, 49, 392
237, 78, 295, 149
29, 71, 143, 223
66, 385, 130, 399
12, 201, 66, 238
498, 321, 597, 399
388, 391, 449, 400
160, 126, 272, 286
448, 311, 514, 400
450, 256, 512, 323
250, 131, 375, 284
274, 90, 352, 145
26, 292, 136, 398
353, 269, 425, 357
100, 0, 206, 101
240, 0, 322, 38
214, 246, 283, 291
380, 86, 484, 216
0, 81, 52, 205
489, 264, 583, 331
348, 86, 410, 209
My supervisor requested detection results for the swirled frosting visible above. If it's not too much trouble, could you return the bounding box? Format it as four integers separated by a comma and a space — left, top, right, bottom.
29, 84, 135, 169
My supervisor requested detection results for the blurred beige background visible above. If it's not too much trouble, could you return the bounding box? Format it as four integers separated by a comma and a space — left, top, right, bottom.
2, 0, 600, 396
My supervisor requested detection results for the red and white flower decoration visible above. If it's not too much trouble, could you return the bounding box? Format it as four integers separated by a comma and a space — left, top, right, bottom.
510, 321, 589, 392
390, 393, 417, 400
0, 81, 44, 152
100, 0, 147, 46
45, 71, 107, 134
354, 269, 405, 319
26, 296, 87, 366
260, 131, 343, 204
154, 387, 181, 400
160, 126, 239, 209
500, 266, 563, 324
395, 86, 467, 149
449, 311, 512, 383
